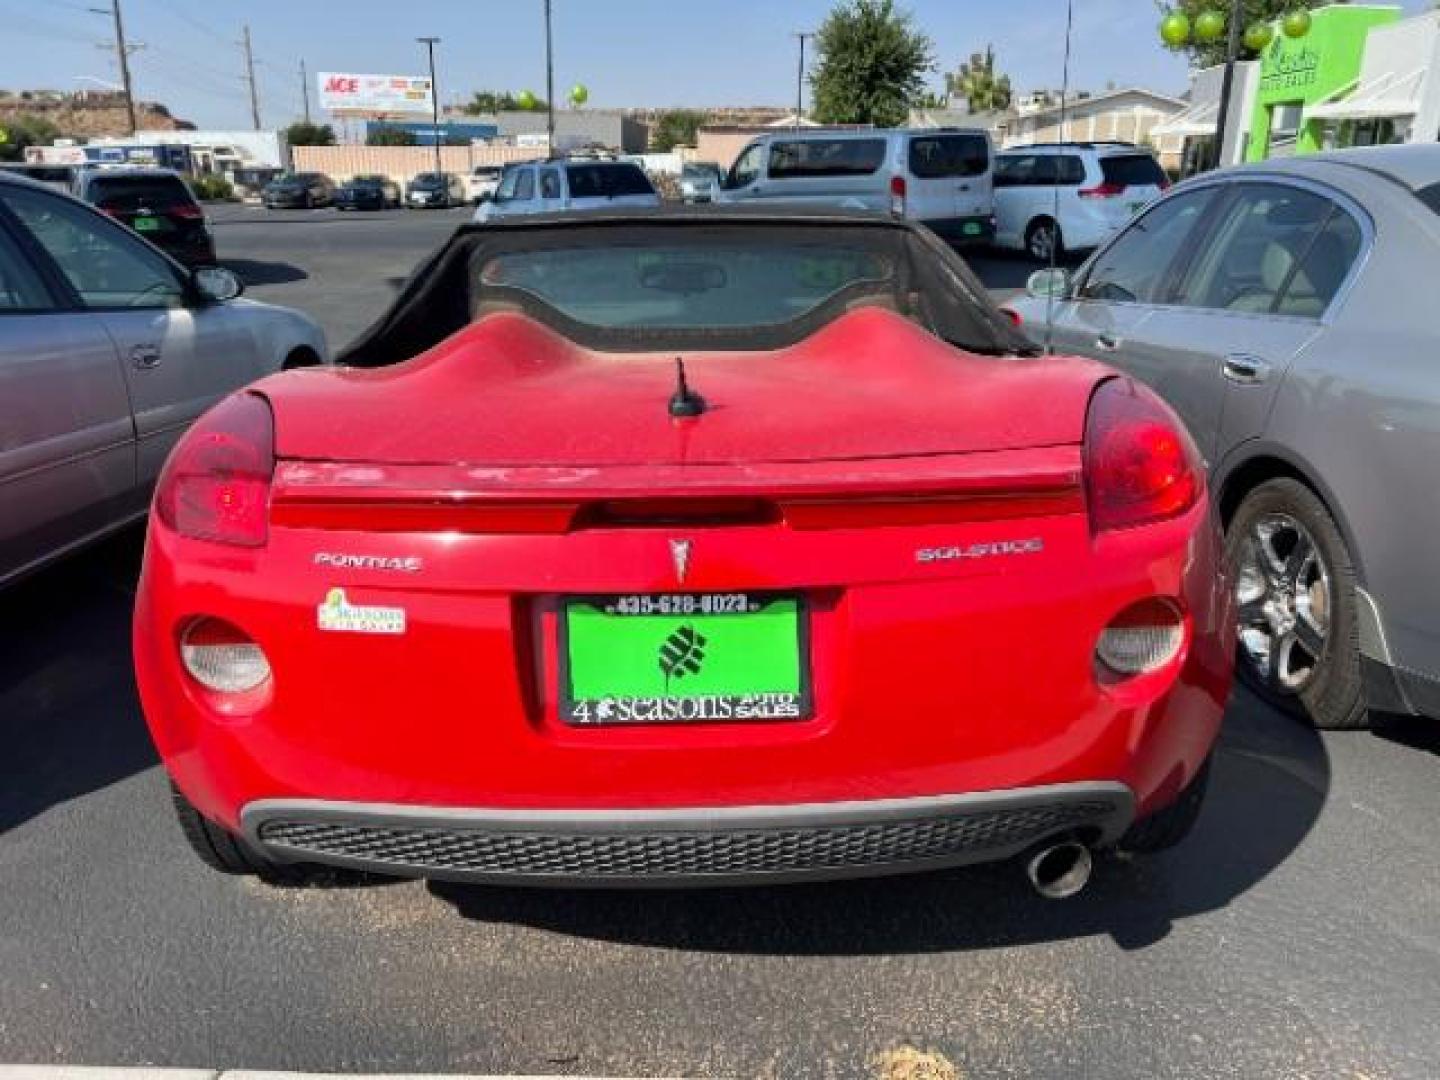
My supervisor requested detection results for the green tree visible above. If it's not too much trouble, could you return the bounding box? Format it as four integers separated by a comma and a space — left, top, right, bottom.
0, 114, 62, 162
651, 110, 707, 151
366, 124, 417, 146
461, 90, 548, 114
1159, 1, 1328, 66
810, 0, 934, 127
944, 45, 1012, 113
283, 121, 335, 147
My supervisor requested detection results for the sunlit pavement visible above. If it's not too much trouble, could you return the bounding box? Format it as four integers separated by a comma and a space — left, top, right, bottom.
2, 208, 1437, 1079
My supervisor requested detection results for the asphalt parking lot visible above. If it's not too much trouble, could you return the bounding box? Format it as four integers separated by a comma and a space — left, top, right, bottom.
4, 205, 1440, 1079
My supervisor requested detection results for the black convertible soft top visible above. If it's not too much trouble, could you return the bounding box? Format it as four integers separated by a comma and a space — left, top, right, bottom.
337, 207, 1035, 366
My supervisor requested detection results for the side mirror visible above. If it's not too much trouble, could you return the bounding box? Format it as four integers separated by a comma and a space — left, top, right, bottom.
192, 265, 244, 303
1026, 267, 1072, 301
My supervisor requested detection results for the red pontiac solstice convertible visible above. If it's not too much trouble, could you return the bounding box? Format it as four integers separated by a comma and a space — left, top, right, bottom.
134, 209, 1232, 897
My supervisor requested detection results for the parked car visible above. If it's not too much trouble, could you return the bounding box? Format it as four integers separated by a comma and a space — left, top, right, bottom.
262, 172, 334, 209
335, 174, 401, 211
714, 128, 995, 243
73, 167, 215, 266
134, 208, 1230, 894
1012, 144, 1440, 729
405, 172, 465, 209
679, 162, 724, 204
473, 160, 660, 221
0, 162, 84, 194
464, 165, 503, 204
993, 143, 1171, 261
0, 171, 327, 588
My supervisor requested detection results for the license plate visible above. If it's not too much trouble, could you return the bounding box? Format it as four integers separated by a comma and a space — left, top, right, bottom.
132, 216, 161, 231
561, 593, 810, 725
962, 221, 982, 236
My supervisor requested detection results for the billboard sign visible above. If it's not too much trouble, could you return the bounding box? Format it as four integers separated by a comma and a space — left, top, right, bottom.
318, 72, 434, 116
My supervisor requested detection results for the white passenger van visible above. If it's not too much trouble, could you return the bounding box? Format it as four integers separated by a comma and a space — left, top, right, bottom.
715, 128, 995, 244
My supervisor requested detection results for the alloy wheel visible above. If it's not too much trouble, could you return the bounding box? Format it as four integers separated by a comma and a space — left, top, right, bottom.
1028, 222, 1057, 261
1235, 513, 1332, 694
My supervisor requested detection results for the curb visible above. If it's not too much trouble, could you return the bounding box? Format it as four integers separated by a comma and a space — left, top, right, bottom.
0, 1071, 660, 1080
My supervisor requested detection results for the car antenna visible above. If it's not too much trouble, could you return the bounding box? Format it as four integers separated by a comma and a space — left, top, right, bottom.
668, 358, 707, 418
1043, 0, 1075, 359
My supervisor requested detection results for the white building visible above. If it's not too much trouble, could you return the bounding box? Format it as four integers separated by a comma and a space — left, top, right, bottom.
1307, 10, 1440, 148
1153, 62, 1261, 174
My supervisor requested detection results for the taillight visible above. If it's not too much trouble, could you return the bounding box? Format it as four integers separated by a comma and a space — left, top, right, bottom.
999, 306, 1022, 327
1083, 379, 1199, 533
1079, 182, 1126, 199
890, 175, 906, 216
171, 203, 205, 220
1096, 598, 1186, 676
155, 393, 274, 547
180, 617, 271, 693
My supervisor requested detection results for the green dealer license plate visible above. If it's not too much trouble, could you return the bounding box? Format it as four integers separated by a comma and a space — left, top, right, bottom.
561, 593, 810, 725
962, 221, 982, 236
132, 216, 161, 232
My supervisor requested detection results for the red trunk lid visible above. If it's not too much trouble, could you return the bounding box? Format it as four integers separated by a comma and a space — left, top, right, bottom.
266, 309, 1104, 468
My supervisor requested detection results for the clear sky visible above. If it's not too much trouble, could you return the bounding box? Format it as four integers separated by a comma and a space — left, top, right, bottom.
4, 0, 1433, 130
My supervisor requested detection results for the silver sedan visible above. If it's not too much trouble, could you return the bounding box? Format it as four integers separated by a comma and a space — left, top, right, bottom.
0, 171, 327, 587
1013, 144, 1440, 730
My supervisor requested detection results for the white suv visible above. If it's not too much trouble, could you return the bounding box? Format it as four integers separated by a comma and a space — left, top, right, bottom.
993, 143, 1170, 260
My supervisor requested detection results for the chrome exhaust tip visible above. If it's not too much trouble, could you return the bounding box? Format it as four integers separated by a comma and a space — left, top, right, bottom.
1025, 841, 1093, 900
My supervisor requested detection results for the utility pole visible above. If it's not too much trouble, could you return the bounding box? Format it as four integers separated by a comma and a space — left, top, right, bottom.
793, 31, 812, 131
89, 2, 137, 135
417, 37, 443, 176
543, 0, 555, 157
1211, 0, 1244, 170
241, 25, 261, 130
300, 59, 311, 124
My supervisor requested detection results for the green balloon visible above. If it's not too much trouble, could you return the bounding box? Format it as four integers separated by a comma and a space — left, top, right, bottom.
1160, 11, 1192, 48
1194, 10, 1226, 43
1244, 22, 1274, 51
1282, 10, 1312, 38
568, 84, 589, 106
515, 89, 538, 110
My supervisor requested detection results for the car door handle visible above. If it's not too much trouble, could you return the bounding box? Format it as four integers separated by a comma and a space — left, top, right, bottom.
130, 343, 162, 370
1095, 333, 1121, 352
957, 183, 971, 192
1222, 353, 1272, 385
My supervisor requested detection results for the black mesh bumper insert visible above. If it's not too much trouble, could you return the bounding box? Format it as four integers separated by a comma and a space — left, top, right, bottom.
252, 794, 1125, 882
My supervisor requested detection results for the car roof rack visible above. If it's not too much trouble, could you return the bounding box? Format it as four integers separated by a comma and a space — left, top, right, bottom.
1005, 141, 1143, 152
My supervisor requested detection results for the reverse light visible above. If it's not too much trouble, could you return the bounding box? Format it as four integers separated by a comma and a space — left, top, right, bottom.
1097, 598, 1185, 676
180, 618, 271, 693
1083, 379, 1200, 533
155, 393, 274, 547
1079, 181, 1126, 199
890, 175, 907, 216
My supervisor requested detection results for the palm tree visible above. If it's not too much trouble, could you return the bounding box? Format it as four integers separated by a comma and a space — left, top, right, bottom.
945, 46, 1012, 113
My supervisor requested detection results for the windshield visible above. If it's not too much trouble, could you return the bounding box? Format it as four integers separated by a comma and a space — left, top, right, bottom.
350, 176, 385, 187
87, 174, 193, 211
682, 164, 719, 180
413, 173, 445, 185
479, 244, 894, 330
565, 164, 654, 198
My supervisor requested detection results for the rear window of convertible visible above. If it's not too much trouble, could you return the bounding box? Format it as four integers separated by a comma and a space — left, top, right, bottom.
477, 244, 895, 329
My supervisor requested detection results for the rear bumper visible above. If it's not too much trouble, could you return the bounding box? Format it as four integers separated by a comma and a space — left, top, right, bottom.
242, 782, 1135, 887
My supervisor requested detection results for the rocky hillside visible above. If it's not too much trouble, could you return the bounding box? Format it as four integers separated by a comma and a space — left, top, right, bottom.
0, 90, 194, 139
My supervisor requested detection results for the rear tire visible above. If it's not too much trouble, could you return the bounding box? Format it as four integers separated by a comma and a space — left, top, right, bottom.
1225, 478, 1367, 730
1118, 756, 1211, 854
170, 783, 347, 885
1025, 217, 1063, 262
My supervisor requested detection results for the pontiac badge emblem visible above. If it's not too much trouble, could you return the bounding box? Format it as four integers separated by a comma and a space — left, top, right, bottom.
670, 539, 693, 583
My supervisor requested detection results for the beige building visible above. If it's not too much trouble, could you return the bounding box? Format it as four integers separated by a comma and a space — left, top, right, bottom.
1002, 87, 1188, 168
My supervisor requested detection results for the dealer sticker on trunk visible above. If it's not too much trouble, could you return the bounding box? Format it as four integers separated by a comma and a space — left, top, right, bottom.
316, 588, 406, 635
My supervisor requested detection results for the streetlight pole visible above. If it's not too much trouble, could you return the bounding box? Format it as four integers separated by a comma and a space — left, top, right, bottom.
543, 0, 555, 157
417, 37, 443, 176
1211, 0, 1244, 169
793, 31, 812, 130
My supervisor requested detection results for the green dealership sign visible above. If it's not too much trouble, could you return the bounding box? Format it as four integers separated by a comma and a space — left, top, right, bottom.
1248, 4, 1401, 161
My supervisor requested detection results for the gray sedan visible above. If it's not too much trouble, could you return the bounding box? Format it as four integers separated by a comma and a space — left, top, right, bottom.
1012, 144, 1440, 730
0, 171, 327, 587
